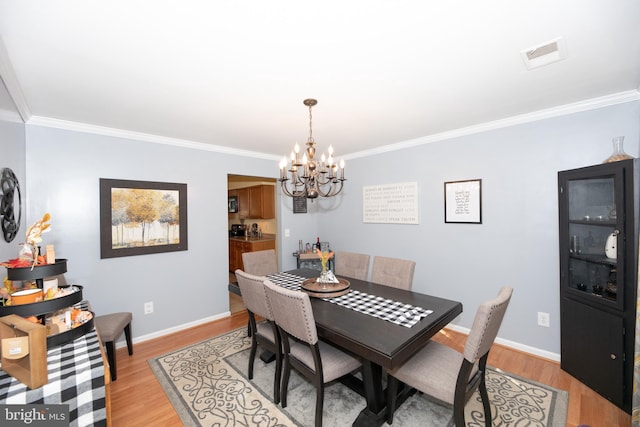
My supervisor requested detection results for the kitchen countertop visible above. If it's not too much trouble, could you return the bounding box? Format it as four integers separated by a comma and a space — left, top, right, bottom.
229, 234, 276, 242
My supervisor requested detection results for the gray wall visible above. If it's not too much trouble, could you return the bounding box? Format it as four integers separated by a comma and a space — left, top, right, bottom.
320, 101, 640, 357
0, 78, 26, 263
19, 99, 640, 358
25, 126, 289, 340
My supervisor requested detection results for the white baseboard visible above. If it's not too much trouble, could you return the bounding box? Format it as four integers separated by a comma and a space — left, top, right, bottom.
112, 311, 231, 349
445, 324, 560, 363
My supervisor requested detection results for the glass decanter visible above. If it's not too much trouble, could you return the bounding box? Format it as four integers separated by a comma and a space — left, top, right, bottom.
603, 136, 633, 163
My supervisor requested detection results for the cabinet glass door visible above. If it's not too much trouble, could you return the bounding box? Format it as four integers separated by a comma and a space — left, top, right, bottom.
560, 164, 624, 310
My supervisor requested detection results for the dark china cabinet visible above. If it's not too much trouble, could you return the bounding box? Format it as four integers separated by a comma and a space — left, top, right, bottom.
558, 158, 639, 413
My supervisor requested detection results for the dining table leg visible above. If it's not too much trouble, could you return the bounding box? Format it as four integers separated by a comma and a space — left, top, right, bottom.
353, 360, 387, 427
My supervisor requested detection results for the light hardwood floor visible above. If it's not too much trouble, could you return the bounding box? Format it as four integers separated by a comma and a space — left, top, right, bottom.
109, 309, 631, 427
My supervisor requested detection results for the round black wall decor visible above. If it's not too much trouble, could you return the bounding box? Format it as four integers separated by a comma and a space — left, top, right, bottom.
0, 167, 22, 242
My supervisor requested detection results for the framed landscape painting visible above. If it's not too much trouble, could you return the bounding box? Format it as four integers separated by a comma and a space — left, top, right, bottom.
100, 178, 188, 258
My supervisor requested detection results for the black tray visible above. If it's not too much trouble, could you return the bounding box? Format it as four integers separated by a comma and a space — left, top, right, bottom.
47, 312, 94, 347
0, 285, 83, 317
6, 259, 68, 287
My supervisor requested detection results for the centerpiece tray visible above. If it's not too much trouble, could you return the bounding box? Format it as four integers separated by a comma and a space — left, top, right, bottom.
46, 311, 94, 347
0, 285, 83, 317
6, 259, 68, 283
301, 278, 350, 298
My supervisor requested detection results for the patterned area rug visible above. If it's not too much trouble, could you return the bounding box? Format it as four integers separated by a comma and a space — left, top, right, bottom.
149, 327, 568, 426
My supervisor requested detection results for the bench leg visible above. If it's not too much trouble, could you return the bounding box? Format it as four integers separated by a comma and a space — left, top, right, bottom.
105, 341, 117, 381
124, 323, 133, 355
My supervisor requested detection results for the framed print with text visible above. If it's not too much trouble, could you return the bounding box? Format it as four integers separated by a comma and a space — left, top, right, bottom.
444, 179, 482, 224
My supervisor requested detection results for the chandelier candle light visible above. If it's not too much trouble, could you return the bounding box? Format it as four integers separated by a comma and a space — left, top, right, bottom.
279, 99, 346, 199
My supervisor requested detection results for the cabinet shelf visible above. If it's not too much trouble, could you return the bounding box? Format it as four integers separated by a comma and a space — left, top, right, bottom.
568, 219, 616, 226
569, 253, 617, 266
567, 287, 618, 305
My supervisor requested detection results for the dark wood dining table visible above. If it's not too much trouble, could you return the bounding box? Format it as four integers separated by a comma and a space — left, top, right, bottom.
229, 268, 463, 426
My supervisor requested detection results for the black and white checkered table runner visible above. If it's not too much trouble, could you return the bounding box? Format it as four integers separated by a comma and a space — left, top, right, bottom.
0, 325, 107, 426
266, 272, 433, 328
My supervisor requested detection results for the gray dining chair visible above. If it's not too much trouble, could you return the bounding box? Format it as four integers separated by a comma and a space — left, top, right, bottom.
334, 251, 370, 281
386, 287, 513, 426
239, 249, 278, 337
370, 256, 416, 290
235, 270, 282, 403
263, 279, 362, 427
242, 249, 278, 276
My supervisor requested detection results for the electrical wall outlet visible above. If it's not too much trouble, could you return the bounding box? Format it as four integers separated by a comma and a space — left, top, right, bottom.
537, 311, 550, 327
144, 301, 154, 314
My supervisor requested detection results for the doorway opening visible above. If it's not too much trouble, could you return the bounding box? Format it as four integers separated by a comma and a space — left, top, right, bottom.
227, 174, 278, 314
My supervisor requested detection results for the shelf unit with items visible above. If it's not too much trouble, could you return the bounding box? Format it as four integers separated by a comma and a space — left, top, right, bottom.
1, 259, 94, 347
558, 158, 639, 413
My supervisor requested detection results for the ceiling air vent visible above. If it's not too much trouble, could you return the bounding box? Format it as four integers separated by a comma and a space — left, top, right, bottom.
521, 37, 567, 70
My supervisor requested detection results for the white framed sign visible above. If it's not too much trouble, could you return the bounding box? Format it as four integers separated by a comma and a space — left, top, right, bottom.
444, 179, 482, 224
363, 182, 419, 224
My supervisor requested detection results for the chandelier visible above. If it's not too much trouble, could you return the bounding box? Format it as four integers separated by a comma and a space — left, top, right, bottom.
278, 99, 346, 199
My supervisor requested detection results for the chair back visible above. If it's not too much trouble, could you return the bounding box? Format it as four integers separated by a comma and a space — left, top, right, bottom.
463, 287, 513, 362
371, 256, 416, 290
242, 249, 278, 276
235, 270, 275, 321
335, 251, 370, 281
263, 280, 318, 345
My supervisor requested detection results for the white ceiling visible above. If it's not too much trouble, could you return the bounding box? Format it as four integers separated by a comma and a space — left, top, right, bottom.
1, 1, 639, 160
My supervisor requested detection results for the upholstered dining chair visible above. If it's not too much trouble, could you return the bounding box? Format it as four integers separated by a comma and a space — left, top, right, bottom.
235, 269, 282, 403
370, 256, 416, 290
239, 249, 278, 337
263, 280, 362, 427
241, 249, 278, 276
334, 251, 370, 281
386, 287, 513, 426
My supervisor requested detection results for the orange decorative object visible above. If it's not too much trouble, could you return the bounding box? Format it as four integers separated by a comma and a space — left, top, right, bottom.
11, 289, 44, 305
1, 258, 32, 269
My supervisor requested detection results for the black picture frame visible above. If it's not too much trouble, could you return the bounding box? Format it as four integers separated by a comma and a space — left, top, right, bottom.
444, 179, 482, 224
293, 196, 307, 214
100, 178, 188, 258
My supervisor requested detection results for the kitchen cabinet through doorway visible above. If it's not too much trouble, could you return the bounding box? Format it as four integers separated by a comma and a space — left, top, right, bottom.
233, 185, 275, 219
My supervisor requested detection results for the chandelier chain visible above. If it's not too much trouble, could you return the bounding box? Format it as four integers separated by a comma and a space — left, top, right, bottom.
308, 103, 313, 142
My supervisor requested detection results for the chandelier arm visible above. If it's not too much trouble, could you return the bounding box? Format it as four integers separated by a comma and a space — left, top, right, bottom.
280, 179, 309, 198
315, 179, 345, 198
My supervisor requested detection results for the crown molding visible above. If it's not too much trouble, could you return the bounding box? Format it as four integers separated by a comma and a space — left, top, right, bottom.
0, 38, 31, 123
345, 90, 640, 160
26, 115, 281, 161
22, 89, 640, 162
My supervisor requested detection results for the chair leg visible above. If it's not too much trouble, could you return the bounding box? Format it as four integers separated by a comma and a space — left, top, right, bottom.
248, 336, 257, 380
315, 382, 324, 427
386, 375, 398, 424
105, 341, 117, 381
281, 355, 291, 408
273, 348, 282, 404
479, 375, 492, 427
124, 323, 133, 355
